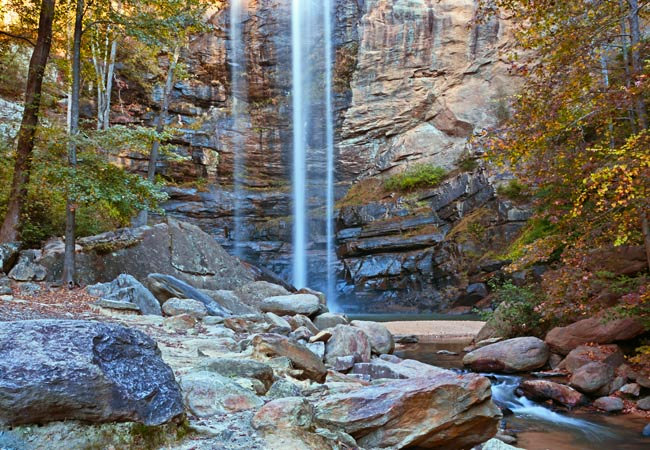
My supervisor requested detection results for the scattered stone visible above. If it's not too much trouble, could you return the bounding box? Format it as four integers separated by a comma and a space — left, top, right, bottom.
325, 325, 372, 366
18, 282, 40, 296
202, 316, 224, 326
0, 320, 183, 426
549, 353, 564, 369
260, 294, 320, 316
351, 356, 446, 381
594, 396, 624, 413
290, 326, 313, 342
235, 281, 290, 308
310, 329, 333, 343
314, 372, 500, 449
179, 371, 263, 417
252, 397, 313, 430
333, 355, 356, 372
619, 383, 641, 397
87, 274, 162, 316
147, 273, 232, 317
479, 438, 524, 450
350, 320, 395, 354
163, 314, 197, 332
265, 312, 292, 334
437, 350, 459, 356
224, 315, 270, 334
531, 370, 565, 378
252, 333, 327, 382
95, 298, 141, 311
394, 334, 419, 344
463, 337, 549, 373
545, 315, 645, 355
267, 379, 303, 399
194, 358, 274, 392
8, 250, 46, 282
200, 289, 258, 315
0, 295, 13, 302
570, 362, 614, 394
637, 396, 650, 411
0, 279, 11, 296
162, 297, 209, 318
519, 380, 587, 408
313, 312, 349, 330
287, 314, 319, 334
306, 341, 325, 360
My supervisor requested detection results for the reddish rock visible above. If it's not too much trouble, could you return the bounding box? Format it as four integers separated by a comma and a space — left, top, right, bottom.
350, 320, 395, 355
545, 316, 645, 355
594, 396, 624, 413
562, 345, 625, 373
252, 397, 314, 430
325, 325, 372, 366
570, 362, 614, 394
519, 380, 587, 408
314, 372, 500, 449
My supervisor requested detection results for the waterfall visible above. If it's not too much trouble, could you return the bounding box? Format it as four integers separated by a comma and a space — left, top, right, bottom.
230, 0, 248, 257
291, 0, 336, 298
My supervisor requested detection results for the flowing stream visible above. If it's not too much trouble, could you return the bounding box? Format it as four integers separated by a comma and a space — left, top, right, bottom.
398, 342, 650, 450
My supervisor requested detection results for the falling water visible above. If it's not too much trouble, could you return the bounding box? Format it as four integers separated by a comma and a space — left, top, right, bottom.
291, 0, 308, 288
230, 0, 248, 257
323, 0, 337, 307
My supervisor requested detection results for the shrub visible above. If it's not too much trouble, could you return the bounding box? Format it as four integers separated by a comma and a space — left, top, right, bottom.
482, 281, 548, 337
384, 164, 447, 192
496, 178, 531, 202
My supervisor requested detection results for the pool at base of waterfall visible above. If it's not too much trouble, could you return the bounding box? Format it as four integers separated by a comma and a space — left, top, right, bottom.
398, 342, 650, 450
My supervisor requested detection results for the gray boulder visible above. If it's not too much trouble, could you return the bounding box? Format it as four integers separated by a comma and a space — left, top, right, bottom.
0, 320, 183, 426
594, 396, 624, 412
0, 242, 20, 273
314, 313, 349, 330
147, 273, 232, 317
88, 274, 162, 316
325, 325, 372, 366
260, 294, 321, 316
351, 356, 446, 381
0, 277, 11, 296
235, 281, 290, 309
8, 250, 46, 282
162, 298, 208, 318
195, 358, 275, 392
200, 289, 258, 315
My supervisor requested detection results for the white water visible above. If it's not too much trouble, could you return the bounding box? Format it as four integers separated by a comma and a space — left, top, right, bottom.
491, 375, 613, 436
230, 0, 248, 257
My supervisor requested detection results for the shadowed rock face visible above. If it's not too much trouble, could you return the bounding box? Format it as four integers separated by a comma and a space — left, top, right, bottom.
0, 320, 184, 426
314, 372, 500, 449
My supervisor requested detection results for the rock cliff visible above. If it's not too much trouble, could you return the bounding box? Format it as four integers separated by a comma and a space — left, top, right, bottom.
115, 0, 521, 311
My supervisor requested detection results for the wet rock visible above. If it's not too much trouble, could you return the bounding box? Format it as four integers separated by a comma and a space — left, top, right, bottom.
545, 315, 645, 355
88, 274, 162, 316
179, 371, 263, 418
260, 294, 320, 316
325, 325, 372, 366
0, 320, 183, 426
314, 372, 500, 449
562, 344, 625, 373
147, 273, 232, 317
313, 312, 349, 330
350, 320, 395, 354
570, 362, 614, 394
519, 380, 587, 408
252, 397, 313, 430
463, 337, 549, 373
351, 356, 446, 381
194, 358, 274, 392
252, 333, 327, 382
8, 250, 46, 282
643, 423, 650, 437
0, 242, 20, 273
266, 379, 303, 399
594, 396, 624, 413
619, 383, 641, 397
162, 298, 208, 318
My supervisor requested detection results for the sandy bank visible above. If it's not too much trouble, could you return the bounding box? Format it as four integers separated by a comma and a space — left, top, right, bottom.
384, 320, 485, 343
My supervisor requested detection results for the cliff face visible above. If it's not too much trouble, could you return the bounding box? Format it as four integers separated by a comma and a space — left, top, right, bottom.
119, 0, 522, 311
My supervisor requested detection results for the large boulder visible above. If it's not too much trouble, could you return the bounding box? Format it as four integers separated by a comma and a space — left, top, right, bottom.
314, 372, 500, 449
562, 345, 626, 373
162, 298, 209, 319
570, 362, 614, 394
260, 294, 321, 316
194, 358, 275, 392
87, 274, 162, 316
314, 312, 349, 330
147, 273, 232, 317
8, 250, 46, 281
325, 325, 373, 366
38, 218, 254, 290
545, 315, 645, 355
252, 334, 327, 382
463, 337, 549, 373
519, 380, 587, 408
351, 355, 447, 380
0, 320, 183, 426
235, 281, 290, 309
351, 320, 395, 354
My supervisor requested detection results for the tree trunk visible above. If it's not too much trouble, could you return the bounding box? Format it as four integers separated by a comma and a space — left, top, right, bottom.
643, 212, 650, 272
136, 46, 180, 226
62, 0, 84, 288
0, 0, 56, 243
619, 0, 636, 130
102, 38, 117, 129
628, 0, 647, 129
